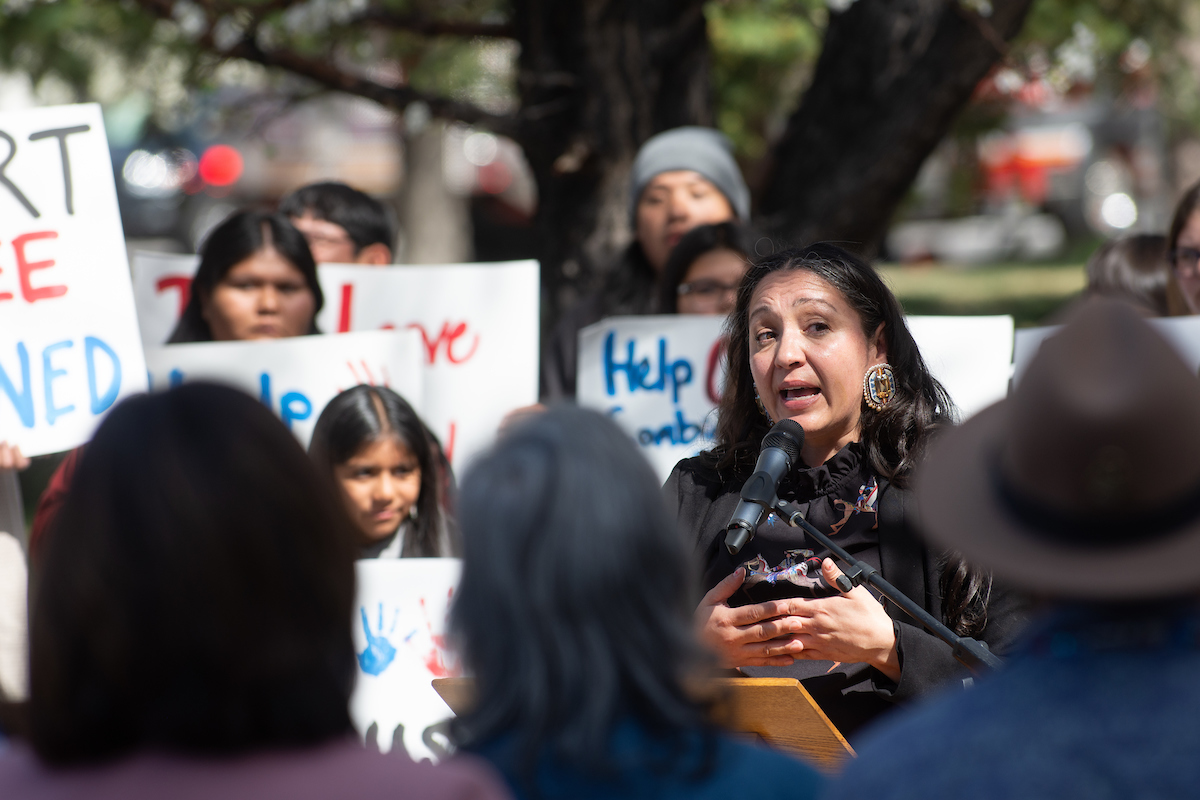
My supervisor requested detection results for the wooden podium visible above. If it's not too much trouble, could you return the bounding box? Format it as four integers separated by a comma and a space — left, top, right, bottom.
432, 675, 853, 773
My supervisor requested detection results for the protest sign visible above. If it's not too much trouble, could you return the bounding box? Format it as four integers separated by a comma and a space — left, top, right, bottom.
316, 260, 540, 466
1015, 316, 1200, 386
577, 315, 727, 481
130, 250, 199, 346
578, 314, 1015, 481
905, 315, 1014, 419
350, 558, 461, 761
143, 329, 423, 446
0, 103, 148, 455
131, 257, 540, 467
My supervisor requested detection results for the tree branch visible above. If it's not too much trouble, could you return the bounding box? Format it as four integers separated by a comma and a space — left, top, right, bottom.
347, 8, 515, 39
131, 0, 516, 133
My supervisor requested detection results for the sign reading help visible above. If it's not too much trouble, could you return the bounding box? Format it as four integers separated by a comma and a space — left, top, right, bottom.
0, 103, 148, 455
350, 558, 461, 762
577, 315, 727, 481
143, 330, 423, 446
578, 314, 1016, 481
316, 260, 540, 467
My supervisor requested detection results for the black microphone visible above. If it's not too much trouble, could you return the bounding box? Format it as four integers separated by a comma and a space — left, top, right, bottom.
724, 419, 805, 555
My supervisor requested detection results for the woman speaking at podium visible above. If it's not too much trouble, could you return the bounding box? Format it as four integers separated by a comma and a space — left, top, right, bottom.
666, 243, 1027, 738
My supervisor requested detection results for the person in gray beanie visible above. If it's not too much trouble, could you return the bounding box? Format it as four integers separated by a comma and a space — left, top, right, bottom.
542, 126, 750, 400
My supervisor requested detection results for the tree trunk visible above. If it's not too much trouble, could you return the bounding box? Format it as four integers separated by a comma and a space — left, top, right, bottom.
399, 120, 474, 264
757, 0, 1035, 256
511, 0, 712, 320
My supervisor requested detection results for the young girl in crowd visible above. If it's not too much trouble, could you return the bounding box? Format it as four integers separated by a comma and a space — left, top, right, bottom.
451, 406, 822, 800
169, 209, 323, 342
309, 385, 457, 558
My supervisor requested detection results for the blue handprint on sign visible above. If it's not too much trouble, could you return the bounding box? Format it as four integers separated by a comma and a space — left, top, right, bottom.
358, 603, 398, 676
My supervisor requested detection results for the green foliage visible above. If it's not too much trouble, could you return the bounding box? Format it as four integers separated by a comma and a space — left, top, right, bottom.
0, 0, 160, 96
706, 0, 827, 161
0, 0, 514, 130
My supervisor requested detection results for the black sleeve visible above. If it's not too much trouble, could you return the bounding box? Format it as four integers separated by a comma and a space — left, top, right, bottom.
873, 483, 1032, 703
885, 578, 1030, 702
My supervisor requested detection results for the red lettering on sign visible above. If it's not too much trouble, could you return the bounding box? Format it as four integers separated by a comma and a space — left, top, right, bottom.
706, 335, 727, 405
408, 322, 480, 365
0, 242, 12, 301
14, 231, 65, 302
338, 283, 354, 333
156, 275, 192, 315
443, 421, 456, 465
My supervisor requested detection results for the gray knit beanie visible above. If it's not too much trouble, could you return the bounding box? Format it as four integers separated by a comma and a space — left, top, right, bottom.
628, 127, 750, 221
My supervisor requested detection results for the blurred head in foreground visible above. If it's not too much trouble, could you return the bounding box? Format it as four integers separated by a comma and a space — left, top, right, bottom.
280, 181, 394, 265
169, 210, 323, 343
29, 383, 359, 764
917, 298, 1200, 599
1084, 234, 1170, 316
450, 408, 709, 773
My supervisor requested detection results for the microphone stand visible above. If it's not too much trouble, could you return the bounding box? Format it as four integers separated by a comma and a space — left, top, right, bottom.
774, 499, 1004, 675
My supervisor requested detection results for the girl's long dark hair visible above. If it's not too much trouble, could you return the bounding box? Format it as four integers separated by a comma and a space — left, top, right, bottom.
712, 242, 988, 635
168, 210, 323, 343
308, 385, 453, 557
451, 407, 713, 788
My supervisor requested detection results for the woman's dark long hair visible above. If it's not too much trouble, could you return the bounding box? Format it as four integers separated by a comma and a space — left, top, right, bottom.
712, 243, 988, 635
655, 222, 757, 313
451, 406, 712, 786
168, 210, 324, 343
29, 384, 359, 764
308, 385, 452, 557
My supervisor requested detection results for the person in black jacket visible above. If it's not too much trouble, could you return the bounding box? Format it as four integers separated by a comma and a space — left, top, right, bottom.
667, 243, 1028, 739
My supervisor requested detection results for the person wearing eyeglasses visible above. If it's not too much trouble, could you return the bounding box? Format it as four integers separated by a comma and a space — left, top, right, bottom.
1167, 180, 1200, 314
280, 181, 395, 266
656, 222, 761, 316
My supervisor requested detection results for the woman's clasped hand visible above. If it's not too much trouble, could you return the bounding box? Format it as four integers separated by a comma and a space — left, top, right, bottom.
696, 560, 900, 680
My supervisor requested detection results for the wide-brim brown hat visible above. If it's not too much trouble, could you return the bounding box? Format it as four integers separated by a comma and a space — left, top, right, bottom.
915, 298, 1200, 599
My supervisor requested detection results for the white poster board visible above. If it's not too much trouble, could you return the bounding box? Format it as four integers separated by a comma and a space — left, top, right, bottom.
905, 315, 1014, 420
316, 261, 540, 467
0, 103, 148, 455
577, 315, 726, 481
143, 330, 423, 446
1015, 316, 1200, 387
578, 315, 1015, 481
131, 257, 540, 468
350, 558, 461, 762
130, 250, 199, 346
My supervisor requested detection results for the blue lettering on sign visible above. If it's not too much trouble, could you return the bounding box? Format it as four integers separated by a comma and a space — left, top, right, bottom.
636, 408, 706, 447
0, 336, 123, 428
604, 331, 693, 404
84, 336, 121, 414
0, 343, 33, 428
42, 340, 75, 425
257, 373, 312, 429
280, 391, 312, 429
